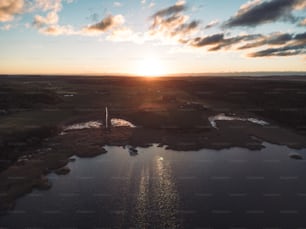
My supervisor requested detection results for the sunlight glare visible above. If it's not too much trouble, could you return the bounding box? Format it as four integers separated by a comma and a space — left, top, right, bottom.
136, 56, 166, 77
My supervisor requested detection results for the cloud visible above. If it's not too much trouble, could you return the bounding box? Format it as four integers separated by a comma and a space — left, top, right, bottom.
106, 1, 199, 44
246, 32, 306, 57
238, 32, 293, 49
204, 20, 219, 29
84, 14, 125, 33
249, 44, 306, 57
106, 27, 145, 44
31, 0, 67, 36
186, 31, 306, 58
188, 31, 306, 57
225, 0, 306, 27
293, 32, 306, 45
0, 0, 24, 22
31, 0, 62, 27
294, 0, 306, 10
174, 20, 199, 35
299, 18, 306, 26
39, 24, 76, 36
189, 33, 261, 51
151, 1, 186, 18
190, 34, 224, 47
33, 10, 59, 27
28, 0, 80, 36
36, 14, 126, 36
240, 31, 306, 48
210, 35, 262, 51
30, 0, 62, 12
149, 1, 200, 41
147, 1, 304, 59
113, 2, 122, 7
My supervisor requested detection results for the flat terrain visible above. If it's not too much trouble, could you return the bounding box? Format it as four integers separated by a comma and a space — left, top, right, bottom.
1, 75, 306, 212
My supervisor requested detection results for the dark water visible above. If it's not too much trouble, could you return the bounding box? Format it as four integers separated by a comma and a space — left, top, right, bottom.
1, 143, 306, 228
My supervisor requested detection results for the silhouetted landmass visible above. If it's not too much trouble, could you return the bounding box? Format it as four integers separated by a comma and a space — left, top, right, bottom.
0, 74, 306, 211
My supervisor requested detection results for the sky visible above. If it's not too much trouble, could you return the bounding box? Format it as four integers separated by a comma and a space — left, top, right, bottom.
0, 0, 306, 76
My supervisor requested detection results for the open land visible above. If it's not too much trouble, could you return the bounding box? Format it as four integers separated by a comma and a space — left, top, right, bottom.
1, 75, 306, 212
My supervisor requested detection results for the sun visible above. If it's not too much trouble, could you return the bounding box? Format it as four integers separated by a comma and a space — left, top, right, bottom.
136, 56, 166, 77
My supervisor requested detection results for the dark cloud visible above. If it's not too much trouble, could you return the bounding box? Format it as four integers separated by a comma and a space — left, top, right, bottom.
240, 32, 306, 49
247, 32, 306, 57
191, 34, 224, 47
209, 34, 262, 51
225, 0, 305, 27
172, 20, 200, 36
188, 31, 306, 58
249, 44, 306, 57
190, 33, 261, 51
86, 14, 124, 32
266, 33, 293, 44
295, 32, 306, 42
239, 33, 292, 49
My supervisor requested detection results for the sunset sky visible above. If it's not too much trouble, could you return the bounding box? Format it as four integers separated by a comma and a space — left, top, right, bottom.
0, 0, 306, 75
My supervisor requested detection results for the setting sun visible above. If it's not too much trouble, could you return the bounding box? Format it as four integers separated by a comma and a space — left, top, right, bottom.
136, 56, 166, 77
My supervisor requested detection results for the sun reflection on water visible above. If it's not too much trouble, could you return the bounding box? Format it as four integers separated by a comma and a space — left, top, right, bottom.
133, 153, 181, 228
154, 154, 180, 228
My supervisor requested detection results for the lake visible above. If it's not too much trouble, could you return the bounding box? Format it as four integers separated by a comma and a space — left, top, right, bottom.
1, 143, 306, 228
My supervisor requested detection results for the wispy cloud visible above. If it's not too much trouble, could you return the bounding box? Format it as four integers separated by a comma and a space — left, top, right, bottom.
106, 27, 145, 44
30, 0, 62, 12
151, 1, 186, 18
149, 1, 200, 41
204, 20, 219, 29
39, 24, 76, 36
114, 2, 122, 8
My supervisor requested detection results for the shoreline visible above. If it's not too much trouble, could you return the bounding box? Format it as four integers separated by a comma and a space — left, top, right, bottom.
1, 117, 306, 212
1, 75, 306, 213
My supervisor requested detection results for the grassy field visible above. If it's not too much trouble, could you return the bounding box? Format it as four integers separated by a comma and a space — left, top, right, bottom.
1, 75, 306, 169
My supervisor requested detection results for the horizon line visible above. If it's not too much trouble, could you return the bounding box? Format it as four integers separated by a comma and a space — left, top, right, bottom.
1, 71, 306, 78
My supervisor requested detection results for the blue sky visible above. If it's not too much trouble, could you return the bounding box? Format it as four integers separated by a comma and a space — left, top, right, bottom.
0, 0, 305, 75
